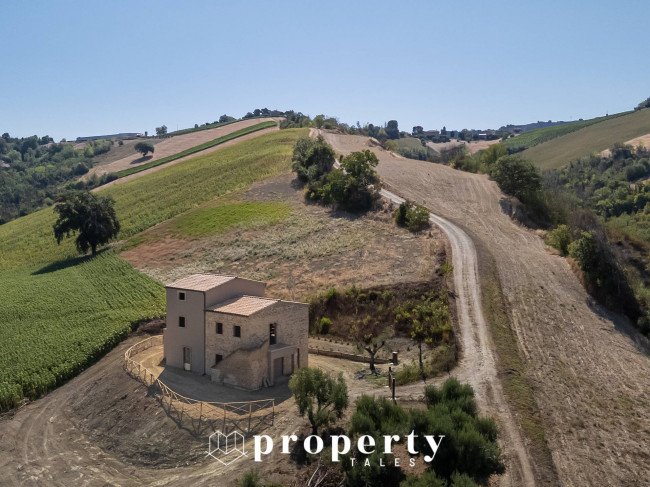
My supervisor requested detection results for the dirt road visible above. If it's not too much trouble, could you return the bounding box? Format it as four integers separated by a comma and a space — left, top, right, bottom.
321, 132, 650, 487
85, 118, 278, 180
324, 132, 536, 486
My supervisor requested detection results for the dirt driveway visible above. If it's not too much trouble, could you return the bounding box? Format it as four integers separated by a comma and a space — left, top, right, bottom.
321, 132, 650, 487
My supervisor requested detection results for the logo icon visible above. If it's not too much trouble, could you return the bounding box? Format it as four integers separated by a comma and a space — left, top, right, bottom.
206, 431, 247, 465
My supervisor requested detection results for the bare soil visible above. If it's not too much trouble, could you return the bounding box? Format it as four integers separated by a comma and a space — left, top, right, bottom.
320, 132, 650, 487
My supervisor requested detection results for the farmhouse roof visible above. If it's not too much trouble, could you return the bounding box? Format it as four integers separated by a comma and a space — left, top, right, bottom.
207, 295, 279, 316
167, 273, 236, 292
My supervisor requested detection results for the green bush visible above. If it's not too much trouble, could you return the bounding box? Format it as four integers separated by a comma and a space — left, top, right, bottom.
568, 231, 597, 275
319, 317, 332, 334
347, 380, 503, 487
490, 155, 541, 201
395, 201, 430, 232
546, 224, 572, 255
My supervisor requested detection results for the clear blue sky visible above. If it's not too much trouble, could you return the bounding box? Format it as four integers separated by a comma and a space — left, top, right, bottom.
2, 0, 649, 140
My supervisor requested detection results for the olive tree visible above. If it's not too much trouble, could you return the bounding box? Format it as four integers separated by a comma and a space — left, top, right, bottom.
289, 367, 348, 435
134, 141, 154, 157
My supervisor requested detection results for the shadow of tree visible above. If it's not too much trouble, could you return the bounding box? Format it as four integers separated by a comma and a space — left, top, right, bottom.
32, 248, 108, 275
131, 155, 153, 165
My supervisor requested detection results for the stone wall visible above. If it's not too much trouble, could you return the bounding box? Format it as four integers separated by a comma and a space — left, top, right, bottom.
204, 300, 309, 389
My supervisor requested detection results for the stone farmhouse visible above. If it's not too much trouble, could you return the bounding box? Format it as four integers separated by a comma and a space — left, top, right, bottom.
163, 273, 308, 390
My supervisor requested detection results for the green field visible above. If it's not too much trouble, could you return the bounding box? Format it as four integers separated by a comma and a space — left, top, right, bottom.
503, 113, 628, 152
115, 120, 277, 177
520, 109, 650, 169
0, 128, 306, 411
168, 202, 291, 238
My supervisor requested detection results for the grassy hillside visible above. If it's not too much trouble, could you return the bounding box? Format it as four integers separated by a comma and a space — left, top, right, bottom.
0, 129, 306, 411
503, 112, 628, 152
521, 109, 650, 169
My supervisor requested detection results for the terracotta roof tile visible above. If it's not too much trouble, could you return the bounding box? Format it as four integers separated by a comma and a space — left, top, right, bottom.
167, 273, 235, 292
207, 295, 278, 316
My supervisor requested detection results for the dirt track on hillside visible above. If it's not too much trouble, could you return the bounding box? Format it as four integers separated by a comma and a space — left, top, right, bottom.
85, 118, 278, 180
321, 132, 650, 487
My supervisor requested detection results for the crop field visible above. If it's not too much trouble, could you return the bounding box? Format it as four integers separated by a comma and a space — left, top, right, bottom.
114, 121, 277, 177
0, 129, 306, 411
503, 112, 628, 152
0, 253, 165, 411
520, 109, 650, 169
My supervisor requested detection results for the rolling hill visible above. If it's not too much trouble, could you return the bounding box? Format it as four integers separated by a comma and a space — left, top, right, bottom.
0, 129, 306, 411
519, 109, 650, 169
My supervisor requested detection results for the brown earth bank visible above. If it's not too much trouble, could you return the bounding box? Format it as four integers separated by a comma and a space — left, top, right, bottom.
320, 132, 650, 487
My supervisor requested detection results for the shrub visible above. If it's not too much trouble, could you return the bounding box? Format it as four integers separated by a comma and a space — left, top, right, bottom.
291, 135, 335, 183
395, 201, 430, 232
568, 231, 597, 276
546, 224, 572, 255
319, 317, 332, 334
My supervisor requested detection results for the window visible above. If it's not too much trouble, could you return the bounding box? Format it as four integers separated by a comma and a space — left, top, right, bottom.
215, 354, 223, 365
269, 323, 277, 345
216, 322, 223, 334
179, 316, 185, 327
178, 292, 185, 301
233, 325, 241, 338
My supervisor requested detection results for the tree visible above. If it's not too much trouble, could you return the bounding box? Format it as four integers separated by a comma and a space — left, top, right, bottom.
386, 120, 400, 140
289, 367, 348, 435
155, 125, 168, 137
412, 126, 424, 135
635, 97, 650, 111
291, 136, 335, 183
350, 323, 386, 373
219, 114, 235, 123
53, 191, 120, 255
402, 299, 451, 381
490, 155, 541, 201
134, 141, 154, 157
313, 114, 325, 129
480, 143, 507, 168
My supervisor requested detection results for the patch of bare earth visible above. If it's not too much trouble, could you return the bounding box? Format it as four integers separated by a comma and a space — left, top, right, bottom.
321, 132, 650, 487
121, 173, 445, 297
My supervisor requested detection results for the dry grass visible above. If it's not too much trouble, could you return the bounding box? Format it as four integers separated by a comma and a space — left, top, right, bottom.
523, 109, 650, 169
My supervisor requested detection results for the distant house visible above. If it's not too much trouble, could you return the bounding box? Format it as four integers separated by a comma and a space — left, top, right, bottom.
164, 273, 309, 390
